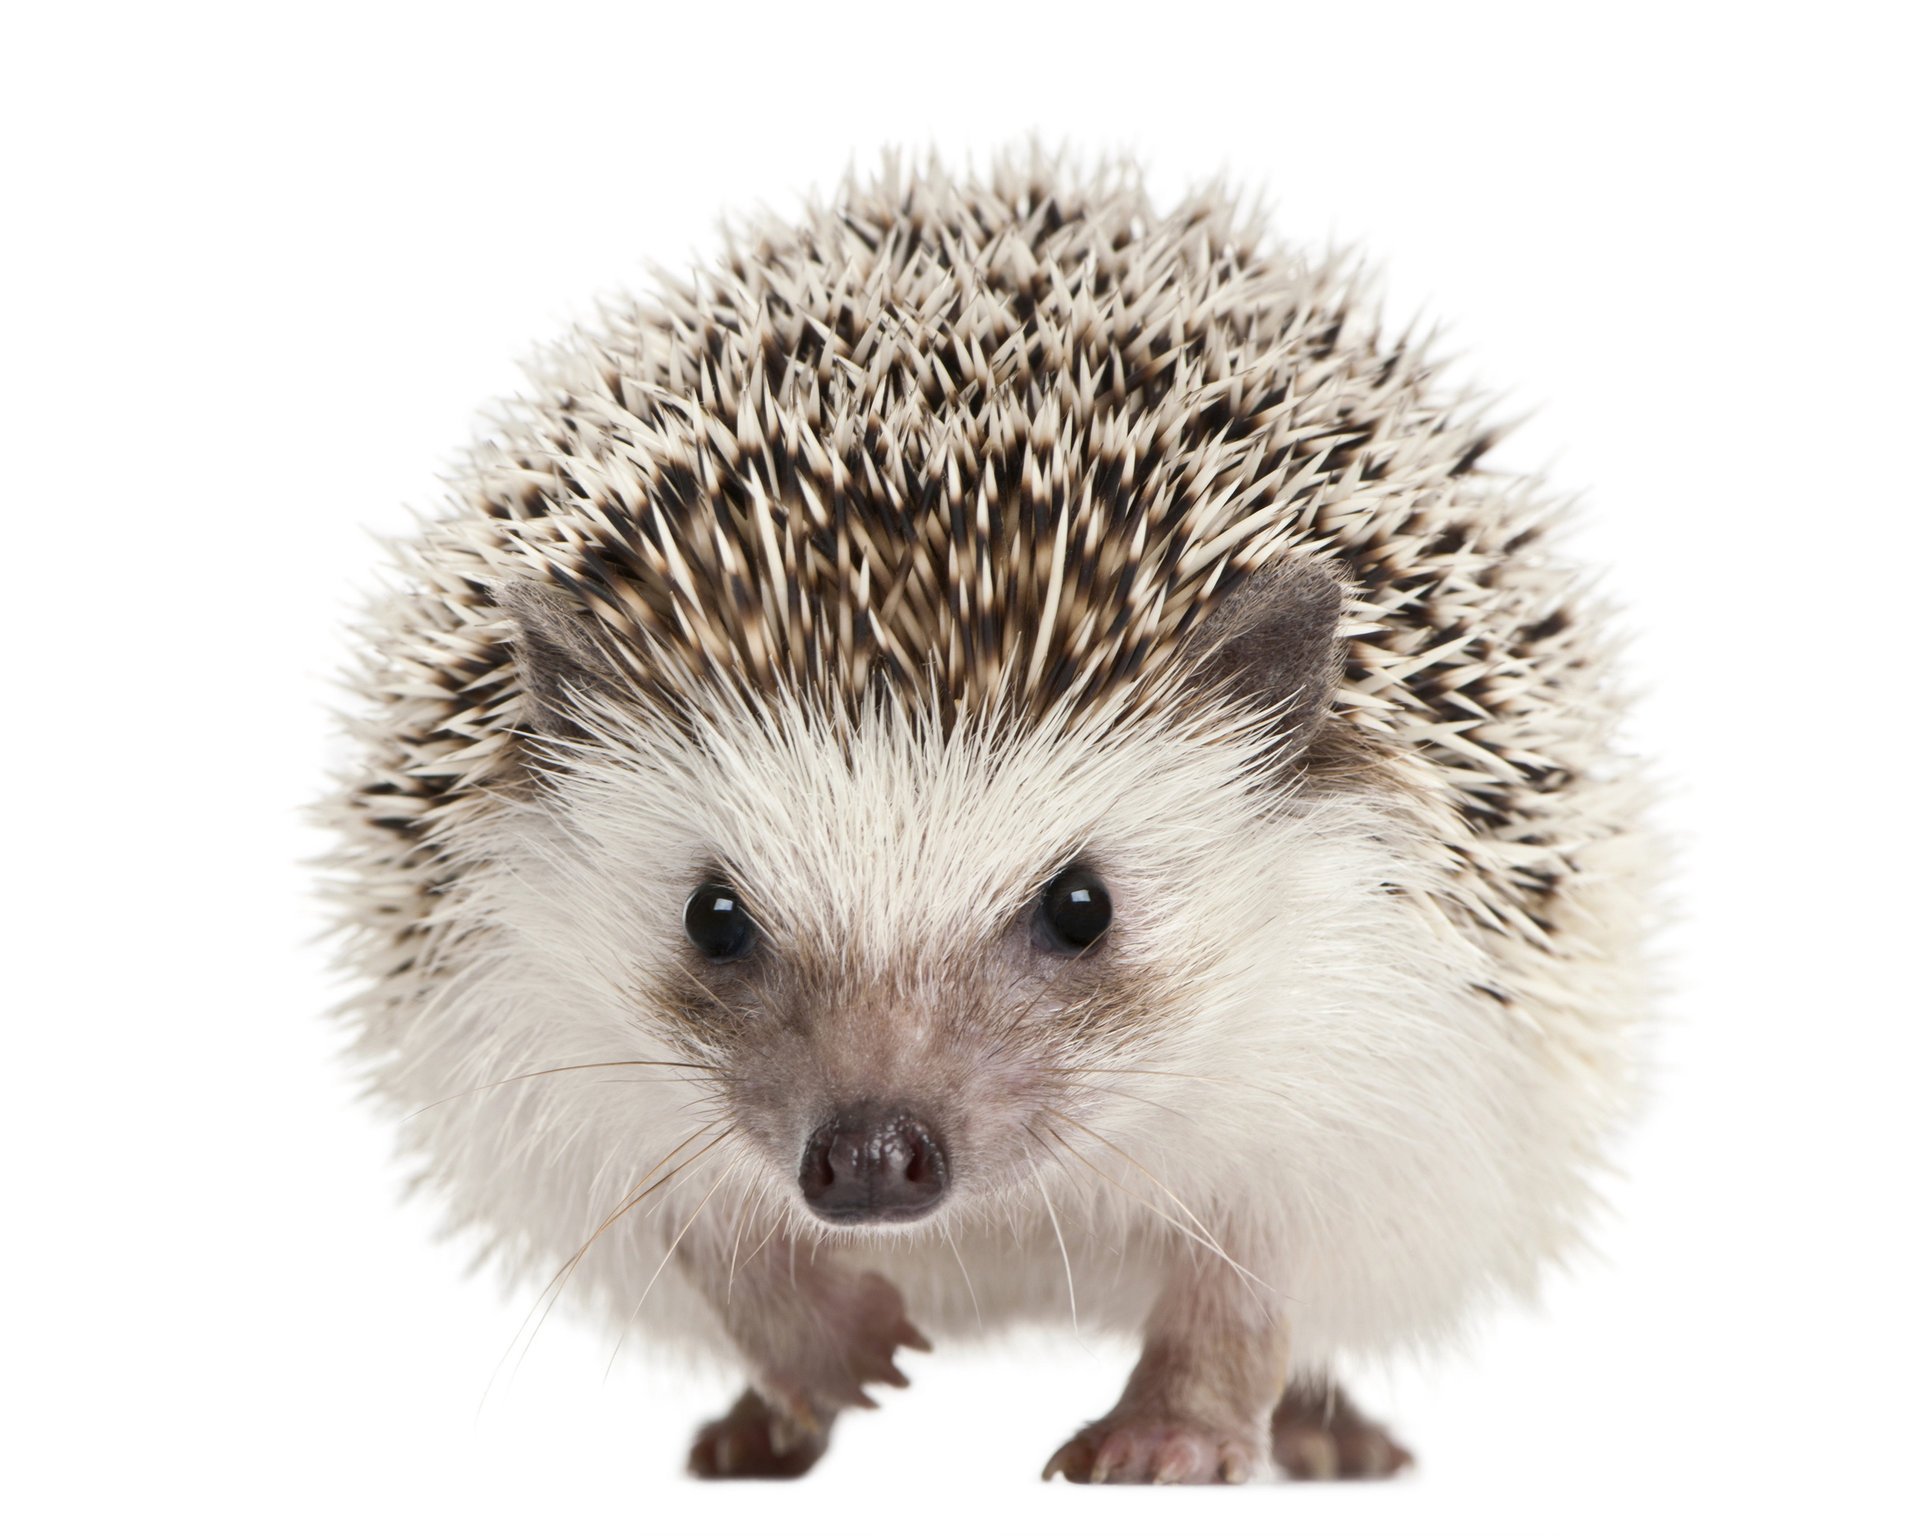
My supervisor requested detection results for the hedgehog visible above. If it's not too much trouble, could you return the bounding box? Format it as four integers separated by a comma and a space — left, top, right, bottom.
325, 152, 1654, 1485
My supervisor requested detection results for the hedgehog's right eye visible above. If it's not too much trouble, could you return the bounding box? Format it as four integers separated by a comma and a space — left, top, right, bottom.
684, 882, 755, 961
1034, 866, 1112, 954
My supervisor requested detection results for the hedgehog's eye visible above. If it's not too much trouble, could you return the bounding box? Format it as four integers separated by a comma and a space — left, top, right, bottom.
684, 882, 755, 961
1034, 866, 1112, 954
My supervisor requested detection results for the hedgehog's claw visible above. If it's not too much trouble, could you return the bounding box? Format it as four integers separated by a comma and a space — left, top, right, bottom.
1044, 1414, 1266, 1486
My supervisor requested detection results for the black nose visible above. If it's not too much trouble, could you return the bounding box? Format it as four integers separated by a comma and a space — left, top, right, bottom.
798, 1106, 949, 1223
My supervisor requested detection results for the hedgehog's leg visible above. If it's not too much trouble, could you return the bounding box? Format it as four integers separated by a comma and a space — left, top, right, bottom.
682, 1238, 929, 1480
1043, 1251, 1286, 1485
1270, 1376, 1414, 1480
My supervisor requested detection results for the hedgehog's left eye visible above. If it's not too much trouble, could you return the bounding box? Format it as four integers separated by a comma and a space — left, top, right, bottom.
1034, 866, 1112, 953
684, 882, 755, 961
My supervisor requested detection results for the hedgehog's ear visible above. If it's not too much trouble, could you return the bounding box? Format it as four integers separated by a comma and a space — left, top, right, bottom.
1182, 557, 1347, 746
499, 581, 616, 739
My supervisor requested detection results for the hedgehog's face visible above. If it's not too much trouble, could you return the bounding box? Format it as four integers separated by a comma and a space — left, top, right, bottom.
675, 859, 1114, 1224
490, 559, 1364, 1237
508, 700, 1254, 1236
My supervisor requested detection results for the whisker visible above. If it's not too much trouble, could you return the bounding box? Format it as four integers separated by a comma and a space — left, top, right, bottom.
726, 1176, 775, 1308
646, 952, 788, 1043
607, 961, 766, 1073
409, 1059, 720, 1120
981, 941, 1101, 1062
1024, 1128, 1079, 1338
943, 1224, 985, 1332
1042, 1116, 1269, 1304
1036, 1074, 1203, 1126
1041, 1122, 1225, 1277
479, 1123, 723, 1414
649, 954, 746, 1020
1040, 1064, 1289, 1093
740, 1208, 785, 1275
513, 1131, 730, 1374
1041, 1065, 1426, 1152
604, 1145, 741, 1381
1048, 1110, 1254, 1275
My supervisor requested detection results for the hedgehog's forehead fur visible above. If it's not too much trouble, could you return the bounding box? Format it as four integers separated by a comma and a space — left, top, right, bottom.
541, 678, 1285, 977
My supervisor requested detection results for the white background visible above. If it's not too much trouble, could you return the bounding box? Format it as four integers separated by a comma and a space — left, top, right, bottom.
5, 4, 1915, 1533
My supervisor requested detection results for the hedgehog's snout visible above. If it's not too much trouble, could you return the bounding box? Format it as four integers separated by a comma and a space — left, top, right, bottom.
797, 1104, 949, 1224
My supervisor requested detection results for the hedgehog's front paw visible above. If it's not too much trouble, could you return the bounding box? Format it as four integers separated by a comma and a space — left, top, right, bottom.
830, 1270, 934, 1404
1043, 1413, 1265, 1485
689, 1257, 930, 1480
687, 1389, 829, 1480
762, 1269, 932, 1416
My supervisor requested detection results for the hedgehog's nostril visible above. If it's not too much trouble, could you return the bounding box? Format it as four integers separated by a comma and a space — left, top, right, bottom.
798, 1106, 948, 1223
